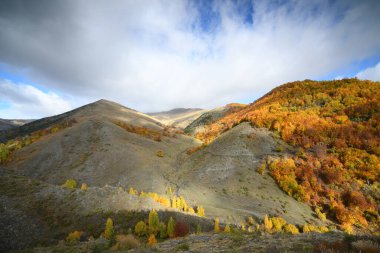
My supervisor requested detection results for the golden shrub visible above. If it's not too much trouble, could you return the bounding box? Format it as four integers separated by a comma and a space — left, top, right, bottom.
66, 231, 83, 244
214, 218, 220, 232
224, 224, 231, 233
284, 224, 299, 234
148, 234, 157, 246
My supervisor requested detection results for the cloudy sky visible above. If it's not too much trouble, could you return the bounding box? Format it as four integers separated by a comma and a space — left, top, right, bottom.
0, 0, 380, 119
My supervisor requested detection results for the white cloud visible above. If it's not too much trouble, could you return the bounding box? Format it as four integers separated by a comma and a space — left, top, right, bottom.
356, 62, 380, 81
0, 0, 379, 115
0, 78, 72, 119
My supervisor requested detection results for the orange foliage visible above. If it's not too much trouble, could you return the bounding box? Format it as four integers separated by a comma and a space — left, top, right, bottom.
196, 79, 380, 230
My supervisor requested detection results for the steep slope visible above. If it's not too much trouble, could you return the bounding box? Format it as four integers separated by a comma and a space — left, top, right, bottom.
147, 108, 206, 128
196, 79, 380, 233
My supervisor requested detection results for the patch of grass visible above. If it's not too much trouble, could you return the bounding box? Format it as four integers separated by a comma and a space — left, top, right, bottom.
175, 242, 190, 251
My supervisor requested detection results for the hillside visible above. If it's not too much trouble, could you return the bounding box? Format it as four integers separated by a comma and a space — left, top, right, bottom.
196, 78, 380, 234
0, 98, 330, 252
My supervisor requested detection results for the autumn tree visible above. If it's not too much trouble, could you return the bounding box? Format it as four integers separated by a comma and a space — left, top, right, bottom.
214, 218, 220, 232
148, 209, 160, 235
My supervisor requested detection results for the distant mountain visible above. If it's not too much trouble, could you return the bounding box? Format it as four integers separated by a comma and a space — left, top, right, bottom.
0, 118, 33, 131
147, 108, 206, 128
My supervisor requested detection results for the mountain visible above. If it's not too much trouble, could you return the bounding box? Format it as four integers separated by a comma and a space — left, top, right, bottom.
1, 79, 379, 252
0, 118, 32, 131
147, 108, 206, 128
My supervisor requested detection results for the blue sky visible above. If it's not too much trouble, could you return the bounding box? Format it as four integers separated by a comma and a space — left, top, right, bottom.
0, 0, 380, 119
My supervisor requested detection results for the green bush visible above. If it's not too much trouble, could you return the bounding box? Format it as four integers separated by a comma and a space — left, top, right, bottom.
148, 209, 160, 235
63, 179, 77, 189
159, 222, 167, 239
135, 221, 147, 237
167, 217, 175, 238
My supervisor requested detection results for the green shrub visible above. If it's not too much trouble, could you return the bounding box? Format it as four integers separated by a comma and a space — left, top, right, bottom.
167, 217, 175, 238
148, 209, 160, 235
0, 144, 9, 163
196, 224, 202, 234
159, 222, 167, 239
63, 179, 77, 189
135, 221, 147, 237
175, 243, 190, 251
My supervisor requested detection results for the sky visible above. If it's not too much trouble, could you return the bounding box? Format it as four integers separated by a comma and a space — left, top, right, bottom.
0, 0, 380, 119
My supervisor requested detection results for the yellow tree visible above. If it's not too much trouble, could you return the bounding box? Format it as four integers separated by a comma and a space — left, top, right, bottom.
104, 218, 114, 240
214, 218, 220, 232
197, 206, 205, 217
264, 214, 273, 233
